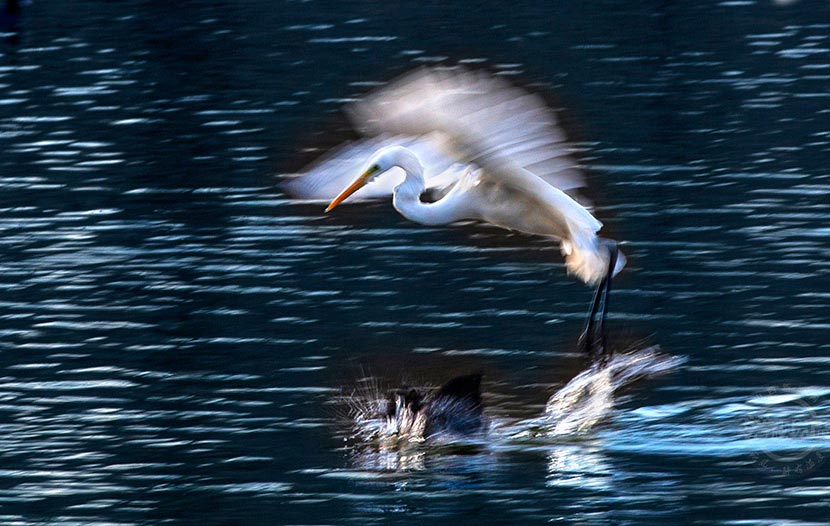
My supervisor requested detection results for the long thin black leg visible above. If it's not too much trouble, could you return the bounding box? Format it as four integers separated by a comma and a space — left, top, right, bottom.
598, 243, 619, 365
579, 275, 607, 359
580, 241, 620, 364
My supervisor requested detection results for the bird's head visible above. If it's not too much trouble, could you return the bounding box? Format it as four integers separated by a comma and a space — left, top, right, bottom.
325, 146, 420, 212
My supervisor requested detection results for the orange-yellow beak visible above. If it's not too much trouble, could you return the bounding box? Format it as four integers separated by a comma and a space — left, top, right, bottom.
325, 166, 379, 213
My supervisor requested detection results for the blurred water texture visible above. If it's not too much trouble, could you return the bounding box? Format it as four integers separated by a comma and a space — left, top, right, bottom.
1, 1, 829, 525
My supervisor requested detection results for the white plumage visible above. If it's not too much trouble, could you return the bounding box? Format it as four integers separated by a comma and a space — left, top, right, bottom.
283, 67, 624, 285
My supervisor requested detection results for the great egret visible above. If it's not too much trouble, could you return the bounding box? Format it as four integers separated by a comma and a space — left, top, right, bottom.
284, 67, 625, 340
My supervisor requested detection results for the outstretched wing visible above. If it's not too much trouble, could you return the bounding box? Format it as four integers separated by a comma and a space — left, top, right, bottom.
348, 67, 587, 195
347, 67, 601, 241
282, 133, 463, 201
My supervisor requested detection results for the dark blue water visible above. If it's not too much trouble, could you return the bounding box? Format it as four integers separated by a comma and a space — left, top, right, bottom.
1, 1, 829, 525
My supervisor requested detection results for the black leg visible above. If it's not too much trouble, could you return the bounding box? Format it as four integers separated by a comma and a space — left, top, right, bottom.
597, 243, 618, 365
579, 274, 607, 360
579, 242, 619, 365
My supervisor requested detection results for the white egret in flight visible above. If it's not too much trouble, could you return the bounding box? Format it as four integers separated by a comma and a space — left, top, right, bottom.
284, 67, 625, 346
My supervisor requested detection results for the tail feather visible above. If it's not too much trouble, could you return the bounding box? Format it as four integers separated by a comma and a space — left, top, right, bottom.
561, 236, 625, 286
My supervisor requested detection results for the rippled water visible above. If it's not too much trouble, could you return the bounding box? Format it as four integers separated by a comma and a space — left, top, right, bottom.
1, 1, 829, 525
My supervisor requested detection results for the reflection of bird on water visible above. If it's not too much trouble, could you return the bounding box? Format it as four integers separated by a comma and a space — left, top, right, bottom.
285, 68, 625, 347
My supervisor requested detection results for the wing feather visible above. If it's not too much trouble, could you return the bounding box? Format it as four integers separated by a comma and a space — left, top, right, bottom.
348, 67, 598, 234
348, 67, 586, 193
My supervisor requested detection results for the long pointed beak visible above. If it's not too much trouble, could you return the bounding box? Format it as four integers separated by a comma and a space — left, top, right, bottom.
325, 166, 379, 213
325, 175, 368, 213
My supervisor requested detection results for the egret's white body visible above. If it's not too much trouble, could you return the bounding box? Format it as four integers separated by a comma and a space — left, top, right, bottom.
285, 68, 624, 284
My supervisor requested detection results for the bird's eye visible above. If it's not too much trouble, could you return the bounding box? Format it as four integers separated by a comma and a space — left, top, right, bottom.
364, 164, 381, 179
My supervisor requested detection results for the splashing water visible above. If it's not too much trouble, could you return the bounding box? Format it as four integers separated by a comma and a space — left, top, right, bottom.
341, 345, 685, 470
340, 377, 488, 472
506, 346, 687, 439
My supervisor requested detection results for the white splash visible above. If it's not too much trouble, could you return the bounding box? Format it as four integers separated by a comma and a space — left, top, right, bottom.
341, 345, 685, 470
507, 346, 687, 439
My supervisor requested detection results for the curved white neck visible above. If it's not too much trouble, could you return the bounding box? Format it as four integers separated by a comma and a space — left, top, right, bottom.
384, 147, 465, 226
394, 177, 464, 227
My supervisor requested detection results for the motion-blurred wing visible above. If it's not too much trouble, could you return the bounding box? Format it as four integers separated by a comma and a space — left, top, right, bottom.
282, 133, 462, 201
348, 67, 587, 194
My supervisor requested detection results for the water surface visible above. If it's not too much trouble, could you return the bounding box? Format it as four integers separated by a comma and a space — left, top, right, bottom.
1, 1, 829, 525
